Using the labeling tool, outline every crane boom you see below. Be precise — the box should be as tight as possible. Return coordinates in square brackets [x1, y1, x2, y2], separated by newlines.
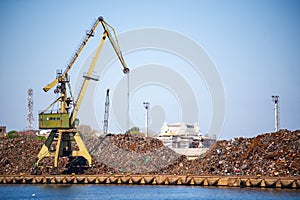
[69, 32, 106, 125]
[43, 17, 103, 92]
[70, 17, 129, 126]
[100, 19, 130, 74]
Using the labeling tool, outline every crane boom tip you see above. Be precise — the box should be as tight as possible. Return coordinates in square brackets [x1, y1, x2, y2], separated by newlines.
[123, 67, 130, 74]
[98, 16, 104, 21]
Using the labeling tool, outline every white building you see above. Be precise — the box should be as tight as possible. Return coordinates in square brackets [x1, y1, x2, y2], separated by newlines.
[157, 122, 202, 148]
[157, 122, 215, 159]
[158, 122, 201, 137]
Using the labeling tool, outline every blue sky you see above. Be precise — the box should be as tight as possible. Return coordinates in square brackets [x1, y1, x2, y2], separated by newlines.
[0, 0, 299, 139]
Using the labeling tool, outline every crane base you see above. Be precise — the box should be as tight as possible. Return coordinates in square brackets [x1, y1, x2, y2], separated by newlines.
[35, 129, 92, 170]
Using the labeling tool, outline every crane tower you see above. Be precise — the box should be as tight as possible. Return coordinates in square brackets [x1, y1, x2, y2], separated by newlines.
[103, 89, 110, 135]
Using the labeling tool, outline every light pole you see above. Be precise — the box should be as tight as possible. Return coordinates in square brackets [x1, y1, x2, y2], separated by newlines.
[143, 102, 150, 137]
[272, 95, 279, 132]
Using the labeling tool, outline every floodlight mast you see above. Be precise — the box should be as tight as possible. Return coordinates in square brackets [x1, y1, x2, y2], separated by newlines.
[143, 102, 150, 137]
[272, 95, 279, 132]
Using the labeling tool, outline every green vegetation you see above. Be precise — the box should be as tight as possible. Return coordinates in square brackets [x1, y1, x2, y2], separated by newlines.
[125, 127, 144, 136]
[35, 135, 46, 140]
[7, 130, 19, 138]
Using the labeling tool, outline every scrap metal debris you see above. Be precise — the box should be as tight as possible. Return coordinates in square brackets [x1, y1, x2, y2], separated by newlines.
[0, 129, 299, 177]
[83, 134, 183, 174]
[165, 129, 300, 177]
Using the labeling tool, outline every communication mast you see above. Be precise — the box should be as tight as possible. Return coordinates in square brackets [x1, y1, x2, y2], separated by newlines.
[27, 88, 34, 130]
[272, 95, 279, 132]
[103, 89, 110, 135]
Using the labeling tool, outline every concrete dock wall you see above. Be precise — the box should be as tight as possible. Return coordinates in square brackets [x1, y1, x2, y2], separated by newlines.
[0, 174, 299, 189]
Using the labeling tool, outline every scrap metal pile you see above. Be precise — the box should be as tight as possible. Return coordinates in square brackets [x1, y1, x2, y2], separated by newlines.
[0, 129, 299, 176]
[0, 138, 44, 174]
[164, 129, 300, 177]
[83, 134, 183, 174]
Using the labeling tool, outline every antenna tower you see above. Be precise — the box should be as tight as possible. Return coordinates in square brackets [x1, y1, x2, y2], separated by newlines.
[27, 88, 34, 130]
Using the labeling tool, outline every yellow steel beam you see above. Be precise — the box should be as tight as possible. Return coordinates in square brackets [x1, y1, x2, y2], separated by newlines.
[43, 17, 102, 93]
[72, 132, 92, 166]
[70, 32, 107, 126]
[54, 130, 63, 167]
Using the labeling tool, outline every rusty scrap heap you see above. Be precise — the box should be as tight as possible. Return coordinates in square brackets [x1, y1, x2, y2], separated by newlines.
[0, 138, 44, 174]
[84, 134, 183, 174]
[0, 129, 299, 176]
[166, 129, 299, 177]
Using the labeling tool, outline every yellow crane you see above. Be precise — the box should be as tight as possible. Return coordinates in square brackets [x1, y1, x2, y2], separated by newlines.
[35, 16, 129, 172]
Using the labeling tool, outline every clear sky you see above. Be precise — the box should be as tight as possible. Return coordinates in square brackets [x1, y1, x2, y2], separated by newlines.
[0, 0, 299, 139]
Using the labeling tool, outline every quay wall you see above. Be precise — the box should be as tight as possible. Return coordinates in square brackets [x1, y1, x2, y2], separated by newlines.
[0, 174, 299, 189]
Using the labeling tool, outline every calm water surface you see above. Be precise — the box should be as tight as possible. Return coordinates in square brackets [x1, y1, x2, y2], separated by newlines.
[0, 185, 299, 200]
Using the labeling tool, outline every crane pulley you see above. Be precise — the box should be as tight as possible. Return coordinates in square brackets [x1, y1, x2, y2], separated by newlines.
[35, 16, 129, 171]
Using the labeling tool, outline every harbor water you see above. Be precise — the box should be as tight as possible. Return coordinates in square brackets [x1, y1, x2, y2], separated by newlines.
[0, 185, 299, 200]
